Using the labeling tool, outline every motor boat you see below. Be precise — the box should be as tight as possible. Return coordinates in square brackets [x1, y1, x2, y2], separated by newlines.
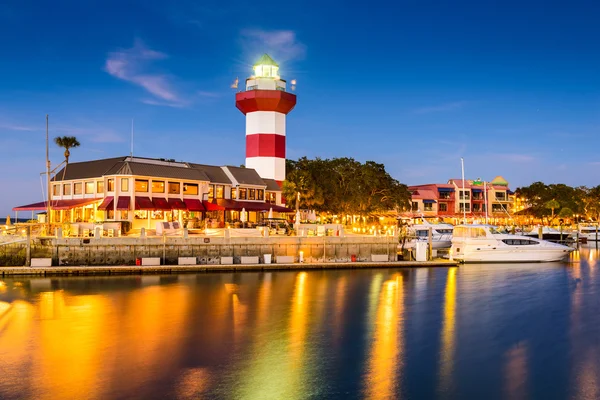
[451, 224, 573, 263]
[402, 220, 454, 250]
[578, 224, 600, 242]
[522, 225, 575, 244]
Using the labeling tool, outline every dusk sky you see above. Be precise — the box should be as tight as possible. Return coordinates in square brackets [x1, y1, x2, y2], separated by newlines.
[1, 0, 599, 215]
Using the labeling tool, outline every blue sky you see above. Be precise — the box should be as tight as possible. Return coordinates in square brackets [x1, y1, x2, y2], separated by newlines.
[1, 0, 599, 215]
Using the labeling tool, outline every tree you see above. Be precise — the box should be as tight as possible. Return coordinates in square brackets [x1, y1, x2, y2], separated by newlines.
[558, 207, 574, 219]
[544, 199, 560, 222]
[54, 136, 80, 163]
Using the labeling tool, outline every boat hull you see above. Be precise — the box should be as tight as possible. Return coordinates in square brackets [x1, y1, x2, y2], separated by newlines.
[452, 247, 572, 263]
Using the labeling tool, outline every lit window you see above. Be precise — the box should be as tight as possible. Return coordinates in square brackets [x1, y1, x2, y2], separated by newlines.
[183, 183, 198, 195]
[97, 181, 104, 194]
[249, 189, 256, 200]
[257, 189, 264, 201]
[238, 188, 247, 200]
[267, 192, 276, 204]
[121, 178, 129, 192]
[135, 179, 148, 192]
[231, 188, 237, 199]
[63, 184, 71, 195]
[74, 182, 83, 195]
[85, 181, 94, 194]
[216, 185, 224, 199]
[152, 181, 164, 193]
[168, 182, 180, 194]
[107, 179, 115, 192]
[208, 185, 214, 199]
[439, 203, 447, 212]
[53, 184, 60, 196]
[424, 203, 433, 211]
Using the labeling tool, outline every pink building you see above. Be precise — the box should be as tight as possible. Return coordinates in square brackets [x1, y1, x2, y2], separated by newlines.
[407, 176, 515, 224]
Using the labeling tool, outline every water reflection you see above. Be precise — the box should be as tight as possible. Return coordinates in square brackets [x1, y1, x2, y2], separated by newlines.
[438, 267, 457, 395]
[364, 274, 404, 399]
[1, 254, 600, 399]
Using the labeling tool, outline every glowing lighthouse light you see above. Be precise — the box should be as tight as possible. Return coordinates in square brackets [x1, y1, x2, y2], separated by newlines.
[236, 54, 297, 186]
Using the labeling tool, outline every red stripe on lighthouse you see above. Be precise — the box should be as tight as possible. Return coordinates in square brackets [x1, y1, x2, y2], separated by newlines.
[246, 134, 286, 158]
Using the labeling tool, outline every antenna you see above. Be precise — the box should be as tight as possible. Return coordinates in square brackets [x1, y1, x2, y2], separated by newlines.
[130, 118, 134, 158]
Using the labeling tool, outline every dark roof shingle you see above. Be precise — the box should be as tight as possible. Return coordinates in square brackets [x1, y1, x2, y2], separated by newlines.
[52, 157, 127, 181]
[225, 166, 266, 186]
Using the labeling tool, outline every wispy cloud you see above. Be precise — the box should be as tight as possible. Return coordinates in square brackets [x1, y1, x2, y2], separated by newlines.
[240, 29, 306, 63]
[0, 123, 37, 132]
[105, 40, 186, 107]
[412, 101, 469, 114]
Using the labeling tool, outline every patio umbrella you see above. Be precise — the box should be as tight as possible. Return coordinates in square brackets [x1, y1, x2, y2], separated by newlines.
[308, 210, 317, 222]
[295, 210, 301, 224]
[240, 208, 247, 223]
[5, 215, 11, 226]
[268, 207, 274, 219]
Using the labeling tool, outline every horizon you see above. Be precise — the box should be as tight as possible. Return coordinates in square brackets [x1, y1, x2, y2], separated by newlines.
[1, 0, 599, 215]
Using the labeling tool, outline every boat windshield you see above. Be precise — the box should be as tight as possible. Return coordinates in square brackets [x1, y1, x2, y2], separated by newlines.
[435, 229, 453, 234]
[453, 227, 488, 238]
[489, 226, 507, 234]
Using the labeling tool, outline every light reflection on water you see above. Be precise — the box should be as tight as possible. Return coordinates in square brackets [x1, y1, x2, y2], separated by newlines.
[1, 246, 600, 399]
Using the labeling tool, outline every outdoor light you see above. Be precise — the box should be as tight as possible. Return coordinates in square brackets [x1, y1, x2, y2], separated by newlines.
[299, 250, 304, 263]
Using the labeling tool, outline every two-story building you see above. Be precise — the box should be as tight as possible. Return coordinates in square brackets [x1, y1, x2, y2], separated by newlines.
[14, 156, 291, 231]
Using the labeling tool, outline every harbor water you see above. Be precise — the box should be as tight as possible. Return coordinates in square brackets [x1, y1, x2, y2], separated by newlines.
[0, 246, 599, 399]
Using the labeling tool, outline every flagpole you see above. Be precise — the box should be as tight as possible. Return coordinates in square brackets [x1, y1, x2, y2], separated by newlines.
[461, 157, 466, 224]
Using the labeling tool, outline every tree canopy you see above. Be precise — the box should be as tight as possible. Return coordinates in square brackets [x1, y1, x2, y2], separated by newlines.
[283, 157, 411, 215]
[515, 182, 599, 221]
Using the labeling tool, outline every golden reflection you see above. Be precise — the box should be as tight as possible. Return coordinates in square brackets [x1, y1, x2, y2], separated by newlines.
[364, 274, 403, 400]
[438, 267, 457, 394]
[232, 293, 248, 345]
[0, 280, 6, 293]
[176, 368, 212, 399]
[332, 276, 347, 344]
[34, 293, 110, 400]
[503, 342, 528, 399]
[289, 272, 308, 363]
[366, 273, 384, 333]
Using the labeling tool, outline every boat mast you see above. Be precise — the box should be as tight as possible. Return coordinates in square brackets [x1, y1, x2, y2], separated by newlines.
[484, 180, 488, 224]
[46, 114, 51, 233]
[461, 157, 466, 224]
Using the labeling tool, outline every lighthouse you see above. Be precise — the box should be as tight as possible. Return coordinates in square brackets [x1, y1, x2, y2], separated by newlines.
[235, 54, 297, 186]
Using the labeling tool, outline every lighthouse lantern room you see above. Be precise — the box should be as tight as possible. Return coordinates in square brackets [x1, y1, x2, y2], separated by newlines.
[235, 54, 297, 186]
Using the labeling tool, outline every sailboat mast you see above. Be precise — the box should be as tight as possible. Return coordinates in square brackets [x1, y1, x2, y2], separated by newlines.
[461, 157, 466, 224]
[46, 114, 51, 231]
[484, 180, 488, 224]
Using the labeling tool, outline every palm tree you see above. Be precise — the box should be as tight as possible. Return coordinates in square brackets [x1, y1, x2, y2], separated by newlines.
[544, 199, 560, 223]
[54, 136, 80, 163]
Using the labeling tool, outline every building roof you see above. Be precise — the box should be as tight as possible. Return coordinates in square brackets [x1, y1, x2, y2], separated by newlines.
[491, 175, 509, 186]
[52, 156, 127, 181]
[188, 163, 232, 185]
[263, 178, 281, 191]
[412, 189, 438, 200]
[409, 183, 454, 190]
[254, 53, 278, 67]
[224, 166, 267, 186]
[121, 162, 210, 181]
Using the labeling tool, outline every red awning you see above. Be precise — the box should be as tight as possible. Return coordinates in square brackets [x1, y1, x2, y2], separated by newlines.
[13, 201, 48, 211]
[52, 198, 102, 210]
[116, 197, 130, 211]
[152, 197, 171, 210]
[135, 196, 154, 210]
[203, 199, 227, 211]
[98, 196, 114, 211]
[183, 199, 205, 211]
[168, 198, 187, 210]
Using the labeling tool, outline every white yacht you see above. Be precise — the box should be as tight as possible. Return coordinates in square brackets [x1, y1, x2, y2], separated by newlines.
[403, 219, 454, 250]
[451, 224, 573, 263]
[578, 224, 600, 242]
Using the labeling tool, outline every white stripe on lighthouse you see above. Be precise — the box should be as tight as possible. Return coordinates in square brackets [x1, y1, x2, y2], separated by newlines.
[245, 111, 286, 136]
[246, 157, 286, 182]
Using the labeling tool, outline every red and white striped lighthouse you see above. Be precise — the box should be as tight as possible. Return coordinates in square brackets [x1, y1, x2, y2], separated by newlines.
[235, 54, 296, 186]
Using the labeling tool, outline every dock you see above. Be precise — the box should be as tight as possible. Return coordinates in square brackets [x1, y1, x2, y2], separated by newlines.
[0, 260, 457, 276]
